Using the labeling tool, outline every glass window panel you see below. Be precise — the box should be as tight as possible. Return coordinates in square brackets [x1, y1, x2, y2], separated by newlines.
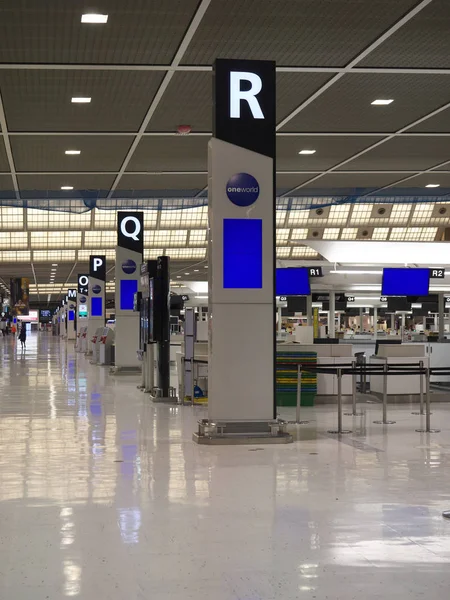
[164, 248, 206, 259]
[276, 229, 290, 244]
[323, 228, 340, 240]
[340, 228, 358, 240]
[372, 227, 390, 240]
[291, 246, 318, 258]
[160, 206, 207, 228]
[188, 230, 207, 245]
[0, 207, 24, 230]
[276, 247, 291, 258]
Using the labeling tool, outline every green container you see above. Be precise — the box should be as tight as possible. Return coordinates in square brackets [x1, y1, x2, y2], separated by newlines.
[276, 350, 317, 408]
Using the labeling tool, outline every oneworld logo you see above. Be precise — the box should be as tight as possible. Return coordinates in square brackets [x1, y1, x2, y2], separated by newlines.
[226, 173, 260, 207]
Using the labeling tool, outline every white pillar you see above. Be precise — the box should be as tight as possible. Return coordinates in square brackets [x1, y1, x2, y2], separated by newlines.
[390, 313, 395, 332]
[329, 291, 335, 338]
[439, 292, 445, 341]
[306, 294, 312, 326]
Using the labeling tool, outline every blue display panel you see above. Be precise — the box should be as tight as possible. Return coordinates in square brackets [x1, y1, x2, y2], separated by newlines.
[120, 279, 138, 310]
[276, 268, 311, 296]
[382, 268, 430, 296]
[68, 310, 75, 321]
[91, 297, 103, 317]
[223, 218, 262, 289]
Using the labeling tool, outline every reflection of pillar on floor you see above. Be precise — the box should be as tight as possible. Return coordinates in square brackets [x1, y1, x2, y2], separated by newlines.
[438, 293, 445, 342]
[306, 295, 312, 326]
[390, 313, 395, 332]
[373, 306, 378, 339]
[329, 291, 335, 338]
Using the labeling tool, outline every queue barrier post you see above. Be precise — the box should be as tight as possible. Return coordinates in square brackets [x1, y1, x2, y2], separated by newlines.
[287, 364, 309, 425]
[412, 360, 425, 416]
[374, 362, 396, 425]
[328, 368, 352, 435]
[416, 367, 440, 434]
[345, 360, 362, 416]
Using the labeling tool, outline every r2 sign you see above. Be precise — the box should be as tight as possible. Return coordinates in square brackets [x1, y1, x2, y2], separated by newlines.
[430, 268, 445, 279]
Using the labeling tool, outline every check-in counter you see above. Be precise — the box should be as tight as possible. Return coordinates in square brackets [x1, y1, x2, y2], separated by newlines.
[369, 344, 429, 396]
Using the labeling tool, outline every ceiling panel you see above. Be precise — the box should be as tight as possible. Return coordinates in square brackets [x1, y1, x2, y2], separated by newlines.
[0, 139, 9, 172]
[277, 136, 379, 171]
[337, 137, 450, 171]
[113, 173, 207, 198]
[290, 172, 410, 196]
[409, 107, 450, 134]
[181, 0, 418, 66]
[0, 0, 199, 64]
[383, 173, 450, 196]
[18, 174, 116, 198]
[126, 136, 208, 172]
[0, 70, 164, 132]
[361, 0, 450, 68]
[280, 73, 450, 133]
[0, 174, 15, 193]
[277, 173, 320, 195]
[11, 136, 133, 172]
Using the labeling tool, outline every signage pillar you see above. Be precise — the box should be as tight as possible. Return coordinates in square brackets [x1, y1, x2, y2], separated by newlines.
[87, 255, 106, 354]
[60, 300, 67, 338]
[66, 289, 77, 340]
[77, 274, 89, 333]
[329, 291, 335, 338]
[114, 212, 143, 371]
[195, 58, 290, 443]
[438, 292, 445, 342]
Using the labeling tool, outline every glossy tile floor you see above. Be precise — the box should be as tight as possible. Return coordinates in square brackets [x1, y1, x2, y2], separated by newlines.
[1, 333, 450, 599]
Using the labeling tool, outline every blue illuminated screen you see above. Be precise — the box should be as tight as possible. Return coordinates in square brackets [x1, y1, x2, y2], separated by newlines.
[68, 310, 75, 321]
[223, 218, 262, 289]
[276, 268, 311, 296]
[91, 297, 103, 317]
[120, 279, 138, 310]
[382, 268, 430, 296]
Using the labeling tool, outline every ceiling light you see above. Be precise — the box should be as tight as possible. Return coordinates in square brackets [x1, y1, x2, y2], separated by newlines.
[81, 14, 108, 24]
[194, 269, 199, 272]
[176, 276, 181, 278]
[298, 149, 316, 155]
[65, 150, 81, 155]
[61, 186, 73, 190]
[184, 272, 190, 275]
[426, 184, 440, 188]
[371, 99, 394, 105]
[204, 265, 208, 268]
[330, 269, 383, 275]
[71, 97, 91, 103]
[52, 264, 58, 266]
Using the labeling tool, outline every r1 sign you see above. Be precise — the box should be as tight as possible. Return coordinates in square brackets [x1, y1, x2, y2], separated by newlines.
[430, 268, 445, 279]
[308, 266, 323, 278]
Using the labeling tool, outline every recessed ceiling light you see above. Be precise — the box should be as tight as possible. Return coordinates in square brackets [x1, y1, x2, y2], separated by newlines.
[65, 150, 81, 155]
[185, 273, 190, 275]
[298, 149, 316, 155]
[176, 275, 181, 278]
[52, 264, 58, 266]
[426, 184, 440, 188]
[71, 97, 91, 103]
[194, 269, 199, 272]
[371, 99, 394, 105]
[61, 186, 73, 190]
[81, 14, 108, 24]
[204, 265, 208, 268]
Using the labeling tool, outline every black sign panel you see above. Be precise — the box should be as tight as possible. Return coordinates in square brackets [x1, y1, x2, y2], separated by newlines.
[213, 58, 276, 158]
[117, 211, 144, 253]
[308, 266, 323, 278]
[346, 296, 355, 302]
[67, 288, 77, 299]
[89, 255, 106, 281]
[430, 268, 445, 279]
[78, 274, 89, 295]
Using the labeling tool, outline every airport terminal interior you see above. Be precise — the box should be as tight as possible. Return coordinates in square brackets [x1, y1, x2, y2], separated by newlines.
[2, 1, 450, 598]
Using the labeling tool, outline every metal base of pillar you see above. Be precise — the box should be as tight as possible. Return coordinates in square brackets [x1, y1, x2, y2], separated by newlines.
[373, 420, 396, 424]
[193, 419, 293, 445]
[150, 387, 178, 404]
[412, 411, 431, 415]
[327, 429, 352, 434]
[344, 411, 363, 416]
[109, 366, 142, 375]
[415, 428, 441, 433]
[286, 420, 309, 425]
[443, 511, 450, 519]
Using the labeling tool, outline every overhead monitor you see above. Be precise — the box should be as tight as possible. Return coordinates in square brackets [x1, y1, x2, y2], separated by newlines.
[387, 297, 411, 312]
[382, 268, 430, 296]
[276, 268, 311, 296]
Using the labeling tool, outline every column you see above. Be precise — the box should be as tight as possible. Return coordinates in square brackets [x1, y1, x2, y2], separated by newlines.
[306, 294, 312, 326]
[329, 291, 335, 338]
[438, 292, 445, 342]
[66, 288, 77, 340]
[390, 313, 395, 332]
[373, 306, 378, 339]
[277, 306, 282, 335]
[114, 212, 144, 370]
[207, 58, 276, 423]
[76, 273, 89, 333]
[87, 255, 106, 354]
[359, 307, 363, 332]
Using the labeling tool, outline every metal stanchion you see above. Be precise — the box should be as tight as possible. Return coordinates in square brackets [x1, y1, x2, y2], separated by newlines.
[345, 360, 362, 416]
[190, 357, 195, 404]
[412, 360, 425, 415]
[328, 369, 352, 435]
[416, 368, 440, 433]
[443, 511, 450, 519]
[374, 363, 396, 425]
[287, 364, 309, 425]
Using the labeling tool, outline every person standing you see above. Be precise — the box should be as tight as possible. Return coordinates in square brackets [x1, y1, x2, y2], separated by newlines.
[19, 323, 26, 349]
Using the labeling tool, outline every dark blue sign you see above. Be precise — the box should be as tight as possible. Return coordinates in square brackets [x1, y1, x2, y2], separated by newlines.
[226, 173, 259, 207]
[79, 296, 87, 304]
[92, 284, 101, 295]
[122, 259, 137, 275]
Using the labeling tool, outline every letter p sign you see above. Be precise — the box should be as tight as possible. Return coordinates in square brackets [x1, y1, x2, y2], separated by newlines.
[89, 255, 106, 281]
